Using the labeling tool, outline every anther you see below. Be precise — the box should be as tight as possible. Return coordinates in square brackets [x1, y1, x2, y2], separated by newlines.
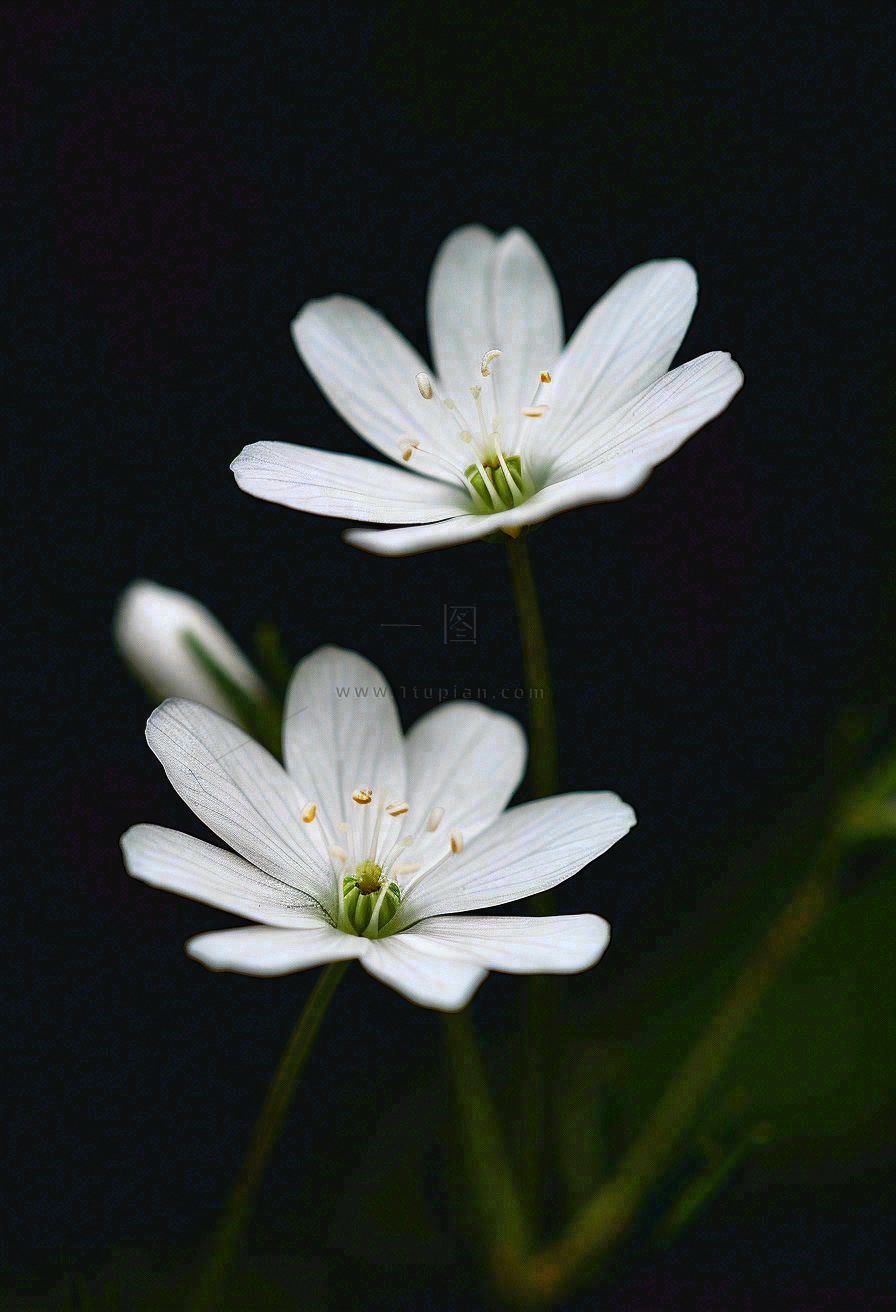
[459, 431, 473, 443]
[481, 349, 502, 377]
[521, 404, 549, 418]
[393, 862, 421, 876]
[386, 801, 409, 817]
[328, 845, 347, 864]
[426, 807, 444, 832]
[302, 803, 316, 823]
[352, 788, 373, 805]
[415, 372, 434, 400]
[443, 398, 455, 410]
[540, 371, 551, 384]
[396, 437, 419, 462]
[450, 829, 464, 854]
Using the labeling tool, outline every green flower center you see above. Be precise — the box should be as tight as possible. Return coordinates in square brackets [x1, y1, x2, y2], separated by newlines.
[465, 455, 526, 511]
[342, 870, 401, 936]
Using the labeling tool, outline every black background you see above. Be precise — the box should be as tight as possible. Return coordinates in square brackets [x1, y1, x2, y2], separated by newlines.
[4, 1, 894, 1307]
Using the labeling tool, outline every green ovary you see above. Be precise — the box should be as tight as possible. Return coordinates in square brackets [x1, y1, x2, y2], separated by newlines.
[343, 871, 401, 935]
[466, 455, 525, 510]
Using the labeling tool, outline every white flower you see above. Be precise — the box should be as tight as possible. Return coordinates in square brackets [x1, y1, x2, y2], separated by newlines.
[232, 225, 744, 555]
[114, 580, 266, 720]
[121, 647, 634, 1011]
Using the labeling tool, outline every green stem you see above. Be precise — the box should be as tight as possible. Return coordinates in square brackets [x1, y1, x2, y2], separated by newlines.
[443, 1009, 530, 1264]
[504, 537, 558, 800]
[186, 959, 350, 1312]
[504, 536, 560, 1238]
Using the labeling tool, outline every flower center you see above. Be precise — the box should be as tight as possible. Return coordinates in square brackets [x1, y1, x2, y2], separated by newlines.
[397, 350, 551, 517]
[302, 787, 463, 939]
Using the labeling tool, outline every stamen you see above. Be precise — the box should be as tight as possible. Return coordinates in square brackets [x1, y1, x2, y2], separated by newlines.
[450, 829, 464, 855]
[328, 845, 347, 864]
[415, 372, 434, 400]
[396, 437, 420, 462]
[426, 806, 444, 832]
[481, 349, 501, 376]
[381, 834, 413, 879]
[301, 803, 316, 823]
[521, 404, 549, 418]
[493, 434, 526, 508]
[404, 440, 484, 502]
[528, 372, 552, 407]
[386, 801, 409, 817]
[393, 861, 420, 876]
[352, 788, 372, 805]
[337, 821, 355, 869]
[367, 789, 390, 863]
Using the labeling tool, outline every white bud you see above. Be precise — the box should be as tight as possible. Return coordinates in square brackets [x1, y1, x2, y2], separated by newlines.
[113, 580, 266, 719]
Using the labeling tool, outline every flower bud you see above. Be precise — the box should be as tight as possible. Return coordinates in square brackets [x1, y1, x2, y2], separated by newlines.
[113, 580, 266, 720]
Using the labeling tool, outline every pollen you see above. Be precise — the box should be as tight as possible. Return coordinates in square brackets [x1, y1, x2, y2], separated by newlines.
[386, 801, 409, 816]
[302, 803, 316, 823]
[352, 788, 373, 805]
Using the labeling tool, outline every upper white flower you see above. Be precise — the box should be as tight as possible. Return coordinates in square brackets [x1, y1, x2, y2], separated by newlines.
[121, 646, 634, 1010]
[231, 225, 744, 555]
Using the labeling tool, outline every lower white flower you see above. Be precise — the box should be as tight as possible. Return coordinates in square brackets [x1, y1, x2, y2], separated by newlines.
[231, 224, 744, 555]
[121, 647, 635, 1011]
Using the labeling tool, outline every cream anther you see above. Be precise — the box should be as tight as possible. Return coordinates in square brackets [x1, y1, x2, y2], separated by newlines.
[328, 845, 347, 864]
[352, 788, 372, 805]
[450, 829, 464, 854]
[386, 801, 409, 817]
[459, 430, 473, 443]
[415, 372, 434, 400]
[426, 807, 444, 832]
[521, 404, 549, 418]
[301, 803, 316, 823]
[443, 398, 455, 410]
[393, 861, 420, 876]
[481, 349, 502, 376]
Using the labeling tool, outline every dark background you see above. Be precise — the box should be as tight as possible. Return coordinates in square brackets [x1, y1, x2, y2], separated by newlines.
[4, 2, 894, 1307]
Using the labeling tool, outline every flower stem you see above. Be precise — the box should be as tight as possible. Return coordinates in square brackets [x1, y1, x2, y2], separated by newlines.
[504, 535, 561, 1238]
[504, 537, 558, 800]
[186, 959, 350, 1312]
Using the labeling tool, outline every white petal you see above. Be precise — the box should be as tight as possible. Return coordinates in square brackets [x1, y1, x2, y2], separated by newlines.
[231, 442, 466, 522]
[145, 698, 332, 907]
[113, 580, 266, 718]
[549, 351, 744, 483]
[548, 260, 698, 448]
[290, 295, 459, 478]
[121, 824, 329, 927]
[427, 225, 563, 427]
[186, 924, 366, 976]
[427, 224, 499, 403]
[396, 792, 635, 926]
[405, 912, 610, 974]
[361, 934, 486, 1010]
[343, 511, 501, 556]
[488, 228, 565, 423]
[404, 702, 526, 866]
[282, 647, 406, 854]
